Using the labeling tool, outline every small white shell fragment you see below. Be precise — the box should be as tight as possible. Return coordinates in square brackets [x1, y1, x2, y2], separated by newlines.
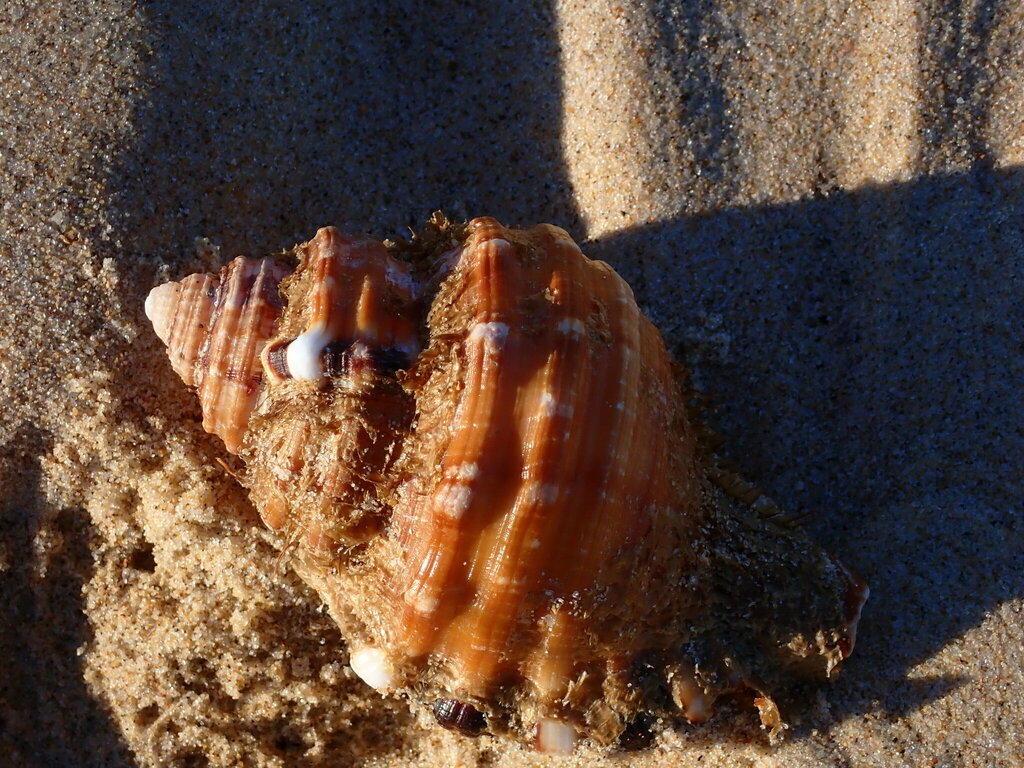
[349, 646, 397, 691]
[671, 666, 710, 723]
[536, 718, 577, 754]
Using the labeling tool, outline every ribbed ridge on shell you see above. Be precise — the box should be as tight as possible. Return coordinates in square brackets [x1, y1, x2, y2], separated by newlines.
[391, 218, 697, 700]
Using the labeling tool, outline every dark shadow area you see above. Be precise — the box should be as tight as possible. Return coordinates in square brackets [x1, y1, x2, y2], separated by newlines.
[586, 162, 1024, 724]
[917, 0, 1011, 170]
[0, 424, 136, 768]
[648, 0, 742, 189]
[106, 0, 579, 261]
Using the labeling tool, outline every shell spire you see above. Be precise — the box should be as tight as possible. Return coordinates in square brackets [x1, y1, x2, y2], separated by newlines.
[145, 255, 290, 453]
[147, 216, 868, 752]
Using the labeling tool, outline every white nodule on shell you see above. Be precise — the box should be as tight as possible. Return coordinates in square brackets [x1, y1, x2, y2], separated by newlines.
[536, 718, 577, 754]
[485, 237, 512, 251]
[555, 317, 586, 336]
[525, 482, 559, 506]
[349, 646, 397, 691]
[385, 258, 418, 297]
[539, 390, 557, 416]
[447, 462, 479, 482]
[468, 321, 509, 352]
[145, 283, 179, 344]
[440, 482, 473, 520]
[404, 586, 440, 615]
[286, 325, 330, 380]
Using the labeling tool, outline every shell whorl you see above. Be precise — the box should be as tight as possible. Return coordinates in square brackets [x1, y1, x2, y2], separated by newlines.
[243, 227, 420, 546]
[260, 226, 420, 384]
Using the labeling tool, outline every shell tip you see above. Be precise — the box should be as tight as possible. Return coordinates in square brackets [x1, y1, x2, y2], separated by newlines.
[145, 282, 179, 344]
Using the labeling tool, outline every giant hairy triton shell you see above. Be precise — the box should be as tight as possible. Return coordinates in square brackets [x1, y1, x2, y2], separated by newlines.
[146, 215, 868, 752]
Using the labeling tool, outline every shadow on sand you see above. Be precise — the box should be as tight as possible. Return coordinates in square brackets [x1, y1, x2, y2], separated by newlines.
[0, 425, 137, 767]
[108, 0, 580, 261]
[586, 162, 1024, 727]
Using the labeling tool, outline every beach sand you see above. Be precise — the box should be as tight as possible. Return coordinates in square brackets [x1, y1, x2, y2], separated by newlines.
[1, 1, 1022, 765]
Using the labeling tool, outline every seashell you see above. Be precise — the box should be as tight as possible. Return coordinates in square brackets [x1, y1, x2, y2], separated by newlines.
[146, 215, 868, 753]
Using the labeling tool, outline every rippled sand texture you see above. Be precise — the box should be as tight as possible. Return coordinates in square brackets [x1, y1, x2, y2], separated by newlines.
[1, 1, 1022, 766]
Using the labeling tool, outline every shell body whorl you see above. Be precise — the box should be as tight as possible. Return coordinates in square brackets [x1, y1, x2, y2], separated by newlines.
[147, 216, 867, 751]
[387, 219, 702, 706]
